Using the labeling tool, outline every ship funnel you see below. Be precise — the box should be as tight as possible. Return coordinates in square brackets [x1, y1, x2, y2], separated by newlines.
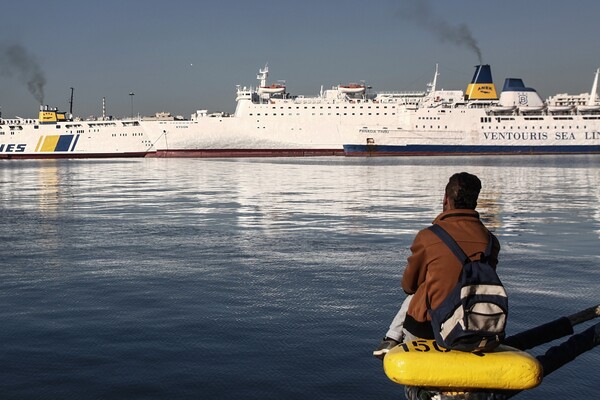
[465, 64, 498, 100]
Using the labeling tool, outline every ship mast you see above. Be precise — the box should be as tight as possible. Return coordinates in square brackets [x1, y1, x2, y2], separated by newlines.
[426, 64, 439, 101]
[588, 68, 599, 106]
[257, 64, 269, 88]
[69, 87, 74, 119]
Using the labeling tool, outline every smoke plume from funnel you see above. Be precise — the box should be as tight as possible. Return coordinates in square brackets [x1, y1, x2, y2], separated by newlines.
[398, 0, 483, 64]
[0, 44, 46, 104]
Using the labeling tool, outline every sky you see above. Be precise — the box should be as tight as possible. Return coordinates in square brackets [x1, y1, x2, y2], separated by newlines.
[1, 0, 599, 119]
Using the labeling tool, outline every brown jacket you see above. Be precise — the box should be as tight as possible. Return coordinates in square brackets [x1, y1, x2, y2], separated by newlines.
[401, 209, 500, 339]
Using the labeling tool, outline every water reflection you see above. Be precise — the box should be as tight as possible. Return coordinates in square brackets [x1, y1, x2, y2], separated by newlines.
[1, 155, 599, 400]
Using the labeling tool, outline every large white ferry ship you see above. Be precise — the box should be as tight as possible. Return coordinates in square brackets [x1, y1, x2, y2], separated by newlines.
[144, 64, 406, 157]
[0, 105, 154, 159]
[343, 65, 600, 156]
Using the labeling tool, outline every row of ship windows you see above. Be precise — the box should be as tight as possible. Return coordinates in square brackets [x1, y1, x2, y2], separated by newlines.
[481, 117, 600, 123]
[252, 113, 396, 117]
[414, 125, 590, 130]
[482, 126, 587, 130]
[0, 131, 144, 136]
[111, 133, 145, 137]
[254, 105, 396, 110]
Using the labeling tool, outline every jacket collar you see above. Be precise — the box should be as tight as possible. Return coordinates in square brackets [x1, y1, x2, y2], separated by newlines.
[432, 208, 480, 224]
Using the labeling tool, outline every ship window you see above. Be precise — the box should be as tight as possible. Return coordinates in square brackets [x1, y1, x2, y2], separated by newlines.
[56, 125, 61, 128]
[34, 126, 39, 129]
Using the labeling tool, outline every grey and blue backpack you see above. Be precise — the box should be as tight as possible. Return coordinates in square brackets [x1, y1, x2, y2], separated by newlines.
[427, 224, 508, 352]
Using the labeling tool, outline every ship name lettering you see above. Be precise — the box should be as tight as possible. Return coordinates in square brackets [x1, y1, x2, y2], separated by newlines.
[359, 129, 388, 134]
[585, 131, 600, 140]
[483, 132, 548, 141]
[0, 143, 26, 152]
[555, 132, 575, 140]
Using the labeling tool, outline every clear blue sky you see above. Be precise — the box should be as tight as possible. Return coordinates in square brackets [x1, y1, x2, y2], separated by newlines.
[1, 0, 599, 119]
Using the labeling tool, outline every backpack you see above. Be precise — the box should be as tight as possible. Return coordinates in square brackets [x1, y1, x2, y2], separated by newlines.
[426, 224, 508, 352]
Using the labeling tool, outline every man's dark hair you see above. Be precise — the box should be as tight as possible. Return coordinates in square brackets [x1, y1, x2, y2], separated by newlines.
[445, 172, 481, 209]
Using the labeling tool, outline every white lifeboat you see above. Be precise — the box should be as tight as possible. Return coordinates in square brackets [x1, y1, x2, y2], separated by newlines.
[518, 105, 546, 113]
[489, 105, 516, 113]
[258, 84, 286, 95]
[339, 83, 366, 94]
[547, 105, 574, 112]
[576, 104, 600, 113]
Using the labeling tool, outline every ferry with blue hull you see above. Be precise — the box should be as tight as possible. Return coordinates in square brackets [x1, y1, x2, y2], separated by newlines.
[343, 65, 600, 156]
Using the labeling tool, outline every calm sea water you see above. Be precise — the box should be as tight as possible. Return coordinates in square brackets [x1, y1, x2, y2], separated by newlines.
[1, 156, 599, 400]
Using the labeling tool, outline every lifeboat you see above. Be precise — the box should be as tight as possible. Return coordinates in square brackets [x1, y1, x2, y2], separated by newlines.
[576, 104, 600, 113]
[547, 105, 574, 113]
[339, 83, 366, 94]
[258, 84, 286, 95]
[488, 105, 516, 113]
[518, 105, 546, 113]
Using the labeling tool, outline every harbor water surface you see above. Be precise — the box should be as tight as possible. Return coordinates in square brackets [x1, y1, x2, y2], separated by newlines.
[1, 156, 599, 399]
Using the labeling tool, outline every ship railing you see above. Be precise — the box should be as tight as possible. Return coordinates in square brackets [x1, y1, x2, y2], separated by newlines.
[377, 90, 427, 96]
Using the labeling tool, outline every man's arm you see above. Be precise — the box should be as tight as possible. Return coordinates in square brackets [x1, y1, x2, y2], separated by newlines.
[401, 231, 428, 294]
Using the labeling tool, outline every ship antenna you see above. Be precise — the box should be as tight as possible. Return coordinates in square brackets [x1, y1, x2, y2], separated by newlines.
[588, 68, 599, 106]
[429, 64, 439, 96]
[257, 63, 269, 88]
[69, 87, 74, 119]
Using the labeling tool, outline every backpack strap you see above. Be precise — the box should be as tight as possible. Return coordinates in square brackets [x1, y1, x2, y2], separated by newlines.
[428, 224, 494, 263]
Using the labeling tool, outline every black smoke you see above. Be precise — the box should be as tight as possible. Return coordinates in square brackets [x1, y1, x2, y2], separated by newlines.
[398, 0, 483, 64]
[0, 44, 46, 104]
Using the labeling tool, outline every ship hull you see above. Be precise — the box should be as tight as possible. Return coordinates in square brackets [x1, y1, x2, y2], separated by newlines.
[0, 151, 150, 160]
[150, 148, 343, 158]
[344, 144, 600, 156]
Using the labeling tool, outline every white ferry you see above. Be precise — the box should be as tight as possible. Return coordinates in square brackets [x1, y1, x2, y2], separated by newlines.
[143, 64, 409, 157]
[343, 65, 600, 156]
[0, 105, 154, 159]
